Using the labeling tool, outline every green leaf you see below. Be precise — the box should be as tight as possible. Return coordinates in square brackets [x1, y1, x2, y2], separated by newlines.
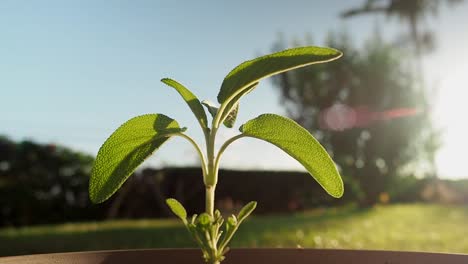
[240, 114, 344, 198]
[222, 104, 238, 128]
[217, 46, 342, 105]
[89, 114, 185, 203]
[237, 201, 257, 223]
[166, 198, 187, 221]
[161, 78, 208, 130]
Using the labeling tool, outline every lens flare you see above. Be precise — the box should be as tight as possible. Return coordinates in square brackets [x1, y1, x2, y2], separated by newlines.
[320, 104, 421, 131]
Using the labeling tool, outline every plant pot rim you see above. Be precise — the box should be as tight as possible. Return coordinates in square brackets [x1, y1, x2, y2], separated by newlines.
[1, 248, 468, 264]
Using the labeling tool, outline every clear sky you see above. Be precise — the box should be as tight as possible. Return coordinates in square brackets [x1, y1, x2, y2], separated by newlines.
[1, 1, 467, 178]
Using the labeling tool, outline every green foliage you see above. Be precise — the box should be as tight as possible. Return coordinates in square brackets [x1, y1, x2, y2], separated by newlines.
[0, 136, 97, 227]
[90, 114, 185, 204]
[216, 47, 341, 128]
[161, 78, 208, 130]
[219, 82, 258, 128]
[217, 47, 342, 104]
[164, 200, 258, 262]
[6, 205, 468, 256]
[166, 198, 187, 222]
[222, 104, 239, 128]
[272, 32, 437, 206]
[188, 211, 226, 262]
[237, 201, 257, 223]
[89, 46, 343, 263]
[240, 114, 343, 198]
[201, 100, 219, 118]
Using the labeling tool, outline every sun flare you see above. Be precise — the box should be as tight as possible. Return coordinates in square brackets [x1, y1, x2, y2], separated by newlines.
[433, 65, 468, 179]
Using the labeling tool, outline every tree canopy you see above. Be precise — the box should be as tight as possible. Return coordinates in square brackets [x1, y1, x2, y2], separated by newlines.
[272, 31, 438, 206]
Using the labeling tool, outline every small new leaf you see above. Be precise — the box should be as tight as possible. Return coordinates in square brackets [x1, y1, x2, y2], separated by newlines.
[197, 213, 212, 227]
[227, 215, 237, 227]
[237, 201, 257, 223]
[240, 114, 344, 198]
[166, 198, 187, 221]
[201, 100, 219, 118]
[218, 82, 258, 128]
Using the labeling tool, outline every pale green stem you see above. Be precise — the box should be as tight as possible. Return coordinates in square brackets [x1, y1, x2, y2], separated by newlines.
[205, 185, 215, 217]
[203, 109, 246, 264]
[174, 125, 223, 264]
[213, 103, 228, 129]
[204, 126, 218, 217]
[175, 133, 208, 177]
[214, 134, 245, 173]
[219, 225, 239, 253]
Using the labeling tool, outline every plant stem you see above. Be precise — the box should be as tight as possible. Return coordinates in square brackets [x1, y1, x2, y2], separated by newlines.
[205, 185, 215, 217]
[214, 134, 245, 172]
[205, 111, 233, 264]
[203, 122, 220, 264]
[176, 133, 208, 176]
[204, 125, 218, 216]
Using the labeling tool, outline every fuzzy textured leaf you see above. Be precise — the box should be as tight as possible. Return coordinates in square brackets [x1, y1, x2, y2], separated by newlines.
[217, 46, 342, 104]
[161, 78, 208, 129]
[166, 198, 187, 221]
[222, 104, 238, 128]
[89, 114, 184, 203]
[240, 114, 344, 198]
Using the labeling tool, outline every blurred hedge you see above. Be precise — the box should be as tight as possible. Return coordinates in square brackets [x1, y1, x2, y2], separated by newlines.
[0, 136, 106, 227]
[2, 136, 466, 227]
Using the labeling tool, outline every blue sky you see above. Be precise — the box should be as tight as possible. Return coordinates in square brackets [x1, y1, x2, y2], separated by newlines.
[1, 1, 467, 178]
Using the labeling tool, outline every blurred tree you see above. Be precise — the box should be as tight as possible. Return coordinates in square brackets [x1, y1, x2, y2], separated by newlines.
[0, 136, 103, 226]
[341, 0, 463, 187]
[342, 0, 463, 58]
[272, 30, 438, 206]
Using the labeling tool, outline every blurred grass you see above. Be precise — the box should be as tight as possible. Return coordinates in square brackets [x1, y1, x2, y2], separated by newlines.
[1, 204, 468, 257]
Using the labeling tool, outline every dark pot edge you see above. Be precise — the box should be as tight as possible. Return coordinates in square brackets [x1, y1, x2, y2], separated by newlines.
[1, 248, 468, 264]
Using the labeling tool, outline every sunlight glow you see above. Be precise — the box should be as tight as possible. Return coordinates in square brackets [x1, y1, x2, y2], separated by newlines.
[433, 64, 468, 179]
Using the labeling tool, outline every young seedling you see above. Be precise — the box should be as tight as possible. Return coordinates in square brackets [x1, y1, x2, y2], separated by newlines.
[89, 47, 344, 264]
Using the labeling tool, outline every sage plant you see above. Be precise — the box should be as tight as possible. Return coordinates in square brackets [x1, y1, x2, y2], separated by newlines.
[89, 46, 344, 264]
